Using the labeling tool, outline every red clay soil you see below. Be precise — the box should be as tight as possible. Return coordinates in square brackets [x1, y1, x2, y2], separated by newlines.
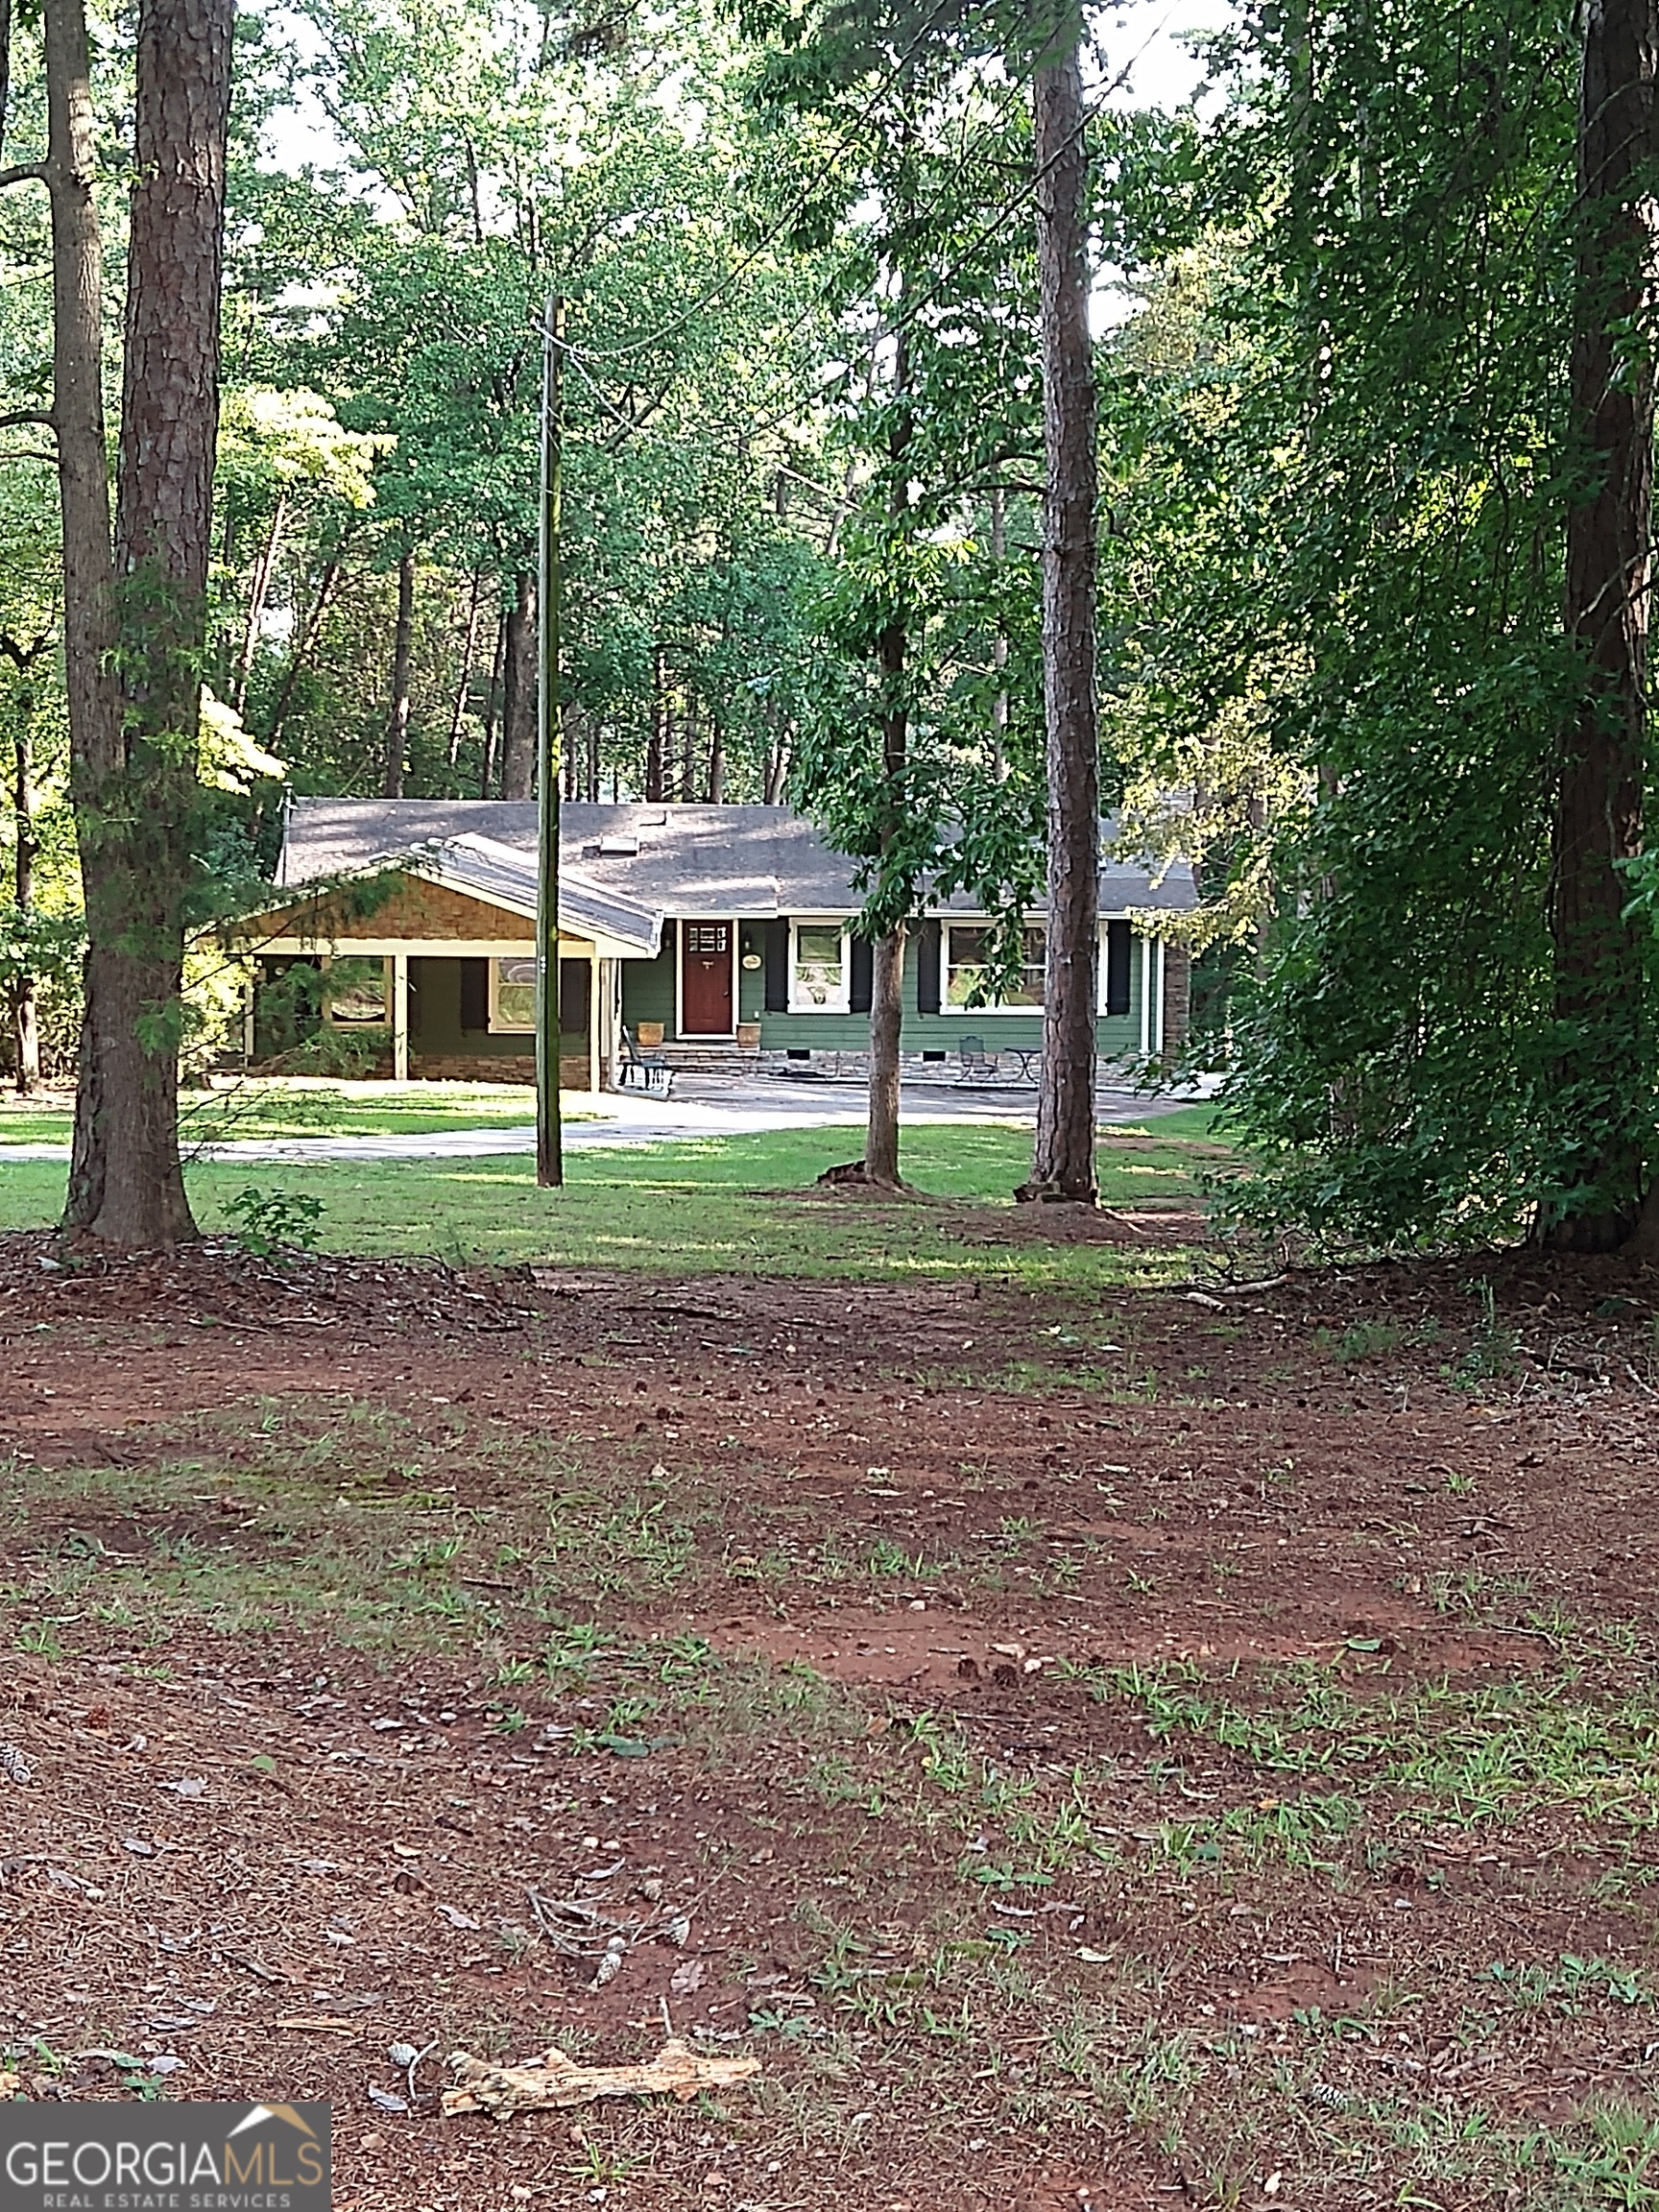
[4, 1231, 1659, 2209]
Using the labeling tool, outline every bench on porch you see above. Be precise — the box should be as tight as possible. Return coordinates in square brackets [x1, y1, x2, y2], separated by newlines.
[616, 1026, 673, 1097]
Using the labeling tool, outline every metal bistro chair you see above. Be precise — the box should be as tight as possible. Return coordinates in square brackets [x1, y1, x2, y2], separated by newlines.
[954, 1033, 1002, 1085]
[617, 1026, 673, 1097]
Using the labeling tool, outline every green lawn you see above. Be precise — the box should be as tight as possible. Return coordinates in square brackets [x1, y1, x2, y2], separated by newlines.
[0, 1118, 1225, 1285]
[0, 1079, 563, 1146]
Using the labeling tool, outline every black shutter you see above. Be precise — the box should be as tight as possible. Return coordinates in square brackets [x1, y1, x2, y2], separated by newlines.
[559, 958, 590, 1036]
[460, 957, 488, 1031]
[917, 919, 942, 1014]
[849, 932, 874, 1013]
[1105, 920, 1132, 1018]
[764, 918, 789, 1012]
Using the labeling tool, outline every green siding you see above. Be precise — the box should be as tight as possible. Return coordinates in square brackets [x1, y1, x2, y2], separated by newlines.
[622, 936, 679, 1035]
[619, 925, 1149, 1052]
[412, 956, 585, 1061]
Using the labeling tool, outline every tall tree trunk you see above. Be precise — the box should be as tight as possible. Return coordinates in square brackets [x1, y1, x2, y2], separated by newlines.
[446, 565, 483, 769]
[12, 716, 38, 1093]
[707, 711, 725, 803]
[498, 567, 536, 800]
[562, 699, 581, 800]
[587, 707, 599, 801]
[265, 547, 340, 748]
[763, 705, 790, 805]
[232, 490, 286, 711]
[990, 485, 1009, 779]
[480, 604, 505, 797]
[383, 546, 414, 798]
[863, 333, 913, 1192]
[1547, 0, 1657, 1253]
[645, 646, 664, 801]
[64, 0, 231, 1245]
[681, 692, 698, 802]
[1021, 27, 1100, 1206]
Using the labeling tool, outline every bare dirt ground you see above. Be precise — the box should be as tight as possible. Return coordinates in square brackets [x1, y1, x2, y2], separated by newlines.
[5, 1230, 1659, 2210]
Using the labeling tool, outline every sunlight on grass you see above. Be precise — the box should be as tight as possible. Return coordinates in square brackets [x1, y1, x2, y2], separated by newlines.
[0, 1120, 1217, 1284]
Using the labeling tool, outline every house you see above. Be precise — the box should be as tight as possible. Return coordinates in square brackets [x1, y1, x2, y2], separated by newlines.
[229, 799, 1197, 1087]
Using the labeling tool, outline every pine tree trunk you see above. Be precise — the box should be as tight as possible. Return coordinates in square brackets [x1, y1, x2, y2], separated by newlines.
[990, 485, 1009, 779]
[233, 492, 286, 711]
[266, 548, 340, 748]
[62, 0, 231, 1246]
[12, 720, 38, 1092]
[861, 330, 913, 1193]
[1021, 28, 1100, 1207]
[479, 604, 505, 797]
[707, 713, 724, 803]
[498, 568, 536, 800]
[446, 565, 482, 768]
[645, 647, 664, 801]
[1545, 0, 1657, 1252]
[383, 547, 414, 798]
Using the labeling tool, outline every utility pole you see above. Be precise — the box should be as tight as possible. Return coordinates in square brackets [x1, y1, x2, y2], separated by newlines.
[536, 296, 565, 1188]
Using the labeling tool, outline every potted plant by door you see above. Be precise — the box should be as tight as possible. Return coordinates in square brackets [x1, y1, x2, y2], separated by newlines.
[637, 1021, 665, 1048]
[735, 1021, 761, 1050]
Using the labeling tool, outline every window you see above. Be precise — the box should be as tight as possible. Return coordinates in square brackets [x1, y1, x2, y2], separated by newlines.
[685, 923, 730, 956]
[324, 957, 390, 1027]
[790, 921, 850, 1012]
[946, 926, 1046, 1012]
[489, 955, 538, 1033]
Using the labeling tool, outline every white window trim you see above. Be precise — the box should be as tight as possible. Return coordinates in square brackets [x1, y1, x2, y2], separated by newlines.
[788, 919, 853, 1014]
[942, 922, 1046, 1016]
[489, 953, 538, 1035]
[675, 917, 737, 1039]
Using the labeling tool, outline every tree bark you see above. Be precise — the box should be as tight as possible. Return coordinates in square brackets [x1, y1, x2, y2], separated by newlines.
[45, 0, 163, 1241]
[11, 716, 38, 1092]
[62, 0, 231, 1247]
[446, 565, 483, 769]
[265, 548, 340, 748]
[1021, 28, 1100, 1206]
[1546, 0, 1657, 1252]
[498, 567, 536, 799]
[383, 545, 414, 798]
[707, 711, 725, 803]
[645, 646, 664, 801]
[232, 490, 285, 711]
[858, 323, 914, 1193]
[479, 603, 505, 796]
[990, 485, 1009, 779]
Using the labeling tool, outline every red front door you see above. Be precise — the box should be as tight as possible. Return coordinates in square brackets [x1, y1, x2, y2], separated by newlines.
[681, 921, 733, 1035]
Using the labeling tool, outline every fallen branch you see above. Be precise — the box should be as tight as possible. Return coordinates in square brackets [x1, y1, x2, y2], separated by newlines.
[442, 2036, 759, 2119]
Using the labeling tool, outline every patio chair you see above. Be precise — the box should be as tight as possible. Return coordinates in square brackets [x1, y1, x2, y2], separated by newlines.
[616, 1026, 673, 1097]
[954, 1033, 1002, 1084]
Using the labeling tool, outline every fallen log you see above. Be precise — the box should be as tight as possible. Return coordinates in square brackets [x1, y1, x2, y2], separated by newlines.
[442, 2036, 760, 2120]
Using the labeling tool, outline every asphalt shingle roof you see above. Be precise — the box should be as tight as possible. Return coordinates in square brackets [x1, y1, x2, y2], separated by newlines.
[276, 798, 1198, 917]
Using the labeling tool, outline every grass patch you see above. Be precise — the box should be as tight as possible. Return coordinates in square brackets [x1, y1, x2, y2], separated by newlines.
[0, 1121, 1217, 1282]
[0, 1079, 581, 1147]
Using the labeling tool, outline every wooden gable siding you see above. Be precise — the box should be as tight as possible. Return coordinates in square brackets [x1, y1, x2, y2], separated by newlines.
[248, 873, 533, 946]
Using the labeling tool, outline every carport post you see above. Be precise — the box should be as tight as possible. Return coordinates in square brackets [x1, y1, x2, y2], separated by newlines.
[392, 952, 409, 1082]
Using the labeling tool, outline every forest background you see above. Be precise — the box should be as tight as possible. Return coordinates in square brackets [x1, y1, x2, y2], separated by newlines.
[4, 0, 1659, 1259]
